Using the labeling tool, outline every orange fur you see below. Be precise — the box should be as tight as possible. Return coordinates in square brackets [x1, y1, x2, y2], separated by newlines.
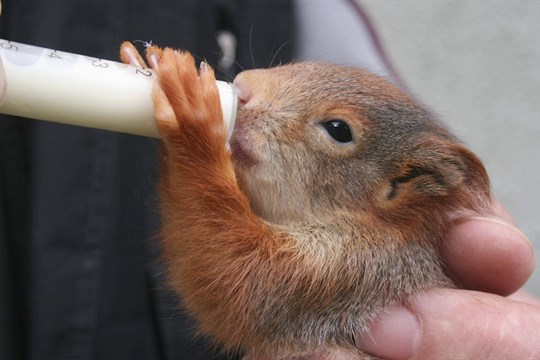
[120, 43, 492, 359]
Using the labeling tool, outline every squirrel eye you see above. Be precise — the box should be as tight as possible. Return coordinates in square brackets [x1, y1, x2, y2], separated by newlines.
[322, 120, 353, 143]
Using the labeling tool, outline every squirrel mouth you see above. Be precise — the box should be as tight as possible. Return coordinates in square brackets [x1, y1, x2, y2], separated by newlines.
[229, 108, 260, 168]
[230, 136, 258, 168]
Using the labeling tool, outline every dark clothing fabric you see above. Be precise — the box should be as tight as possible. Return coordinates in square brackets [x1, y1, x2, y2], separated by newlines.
[0, 1, 295, 359]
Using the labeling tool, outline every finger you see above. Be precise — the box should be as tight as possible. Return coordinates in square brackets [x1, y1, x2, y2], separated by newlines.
[199, 61, 223, 123]
[442, 215, 535, 295]
[490, 199, 517, 223]
[175, 51, 199, 92]
[509, 289, 540, 307]
[358, 289, 540, 360]
[145, 45, 163, 71]
[119, 41, 147, 68]
[156, 49, 190, 122]
[152, 82, 179, 136]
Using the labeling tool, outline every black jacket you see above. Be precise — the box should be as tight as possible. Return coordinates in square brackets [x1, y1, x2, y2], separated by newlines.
[0, 1, 295, 359]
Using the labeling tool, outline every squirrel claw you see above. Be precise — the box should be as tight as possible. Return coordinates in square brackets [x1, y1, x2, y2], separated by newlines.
[119, 41, 146, 69]
[119, 41, 163, 72]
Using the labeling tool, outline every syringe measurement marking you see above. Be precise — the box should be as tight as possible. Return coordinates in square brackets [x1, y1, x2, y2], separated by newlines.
[48, 50, 61, 60]
[135, 68, 152, 77]
[1, 41, 18, 51]
[91, 59, 109, 68]
[1, 40, 153, 77]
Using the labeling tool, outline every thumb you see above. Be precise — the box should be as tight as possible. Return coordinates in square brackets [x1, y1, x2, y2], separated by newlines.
[358, 289, 540, 359]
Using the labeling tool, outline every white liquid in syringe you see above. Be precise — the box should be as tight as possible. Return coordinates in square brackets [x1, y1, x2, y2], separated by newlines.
[0, 39, 237, 139]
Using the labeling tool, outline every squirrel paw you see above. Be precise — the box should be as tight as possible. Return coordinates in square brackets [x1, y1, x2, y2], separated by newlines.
[152, 49, 224, 145]
[120, 42, 225, 149]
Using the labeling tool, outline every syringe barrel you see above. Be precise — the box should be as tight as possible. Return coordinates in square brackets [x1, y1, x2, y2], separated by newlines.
[0, 39, 237, 139]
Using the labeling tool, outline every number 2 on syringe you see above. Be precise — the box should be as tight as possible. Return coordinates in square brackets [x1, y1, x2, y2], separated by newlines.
[135, 68, 152, 77]
[48, 51, 61, 60]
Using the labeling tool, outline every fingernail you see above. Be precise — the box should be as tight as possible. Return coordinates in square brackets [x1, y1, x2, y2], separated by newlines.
[466, 216, 532, 249]
[200, 61, 208, 72]
[358, 306, 419, 360]
[149, 52, 160, 70]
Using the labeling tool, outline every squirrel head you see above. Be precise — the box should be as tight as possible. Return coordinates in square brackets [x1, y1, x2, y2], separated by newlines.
[231, 62, 491, 232]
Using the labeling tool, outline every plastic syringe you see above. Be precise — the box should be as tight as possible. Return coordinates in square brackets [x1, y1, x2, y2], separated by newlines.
[0, 39, 237, 139]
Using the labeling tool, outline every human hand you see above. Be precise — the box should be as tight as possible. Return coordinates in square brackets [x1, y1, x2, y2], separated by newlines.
[358, 200, 537, 359]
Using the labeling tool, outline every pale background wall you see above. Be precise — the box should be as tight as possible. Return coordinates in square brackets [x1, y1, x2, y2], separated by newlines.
[295, 0, 540, 295]
[360, 1, 540, 295]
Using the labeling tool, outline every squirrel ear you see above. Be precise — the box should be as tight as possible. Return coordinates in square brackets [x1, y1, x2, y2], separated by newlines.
[387, 137, 490, 204]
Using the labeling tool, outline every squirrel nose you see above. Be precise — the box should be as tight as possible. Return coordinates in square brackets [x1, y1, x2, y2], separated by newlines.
[232, 72, 253, 107]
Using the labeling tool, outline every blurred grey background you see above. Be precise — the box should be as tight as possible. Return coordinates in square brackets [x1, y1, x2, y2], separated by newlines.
[296, 0, 540, 295]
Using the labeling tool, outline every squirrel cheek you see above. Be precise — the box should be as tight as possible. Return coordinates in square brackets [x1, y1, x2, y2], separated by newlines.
[230, 140, 258, 168]
[230, 121, 261, 168]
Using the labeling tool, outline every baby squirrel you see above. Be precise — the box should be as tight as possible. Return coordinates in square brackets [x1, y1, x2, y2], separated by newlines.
[120, 42, 491, 360]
